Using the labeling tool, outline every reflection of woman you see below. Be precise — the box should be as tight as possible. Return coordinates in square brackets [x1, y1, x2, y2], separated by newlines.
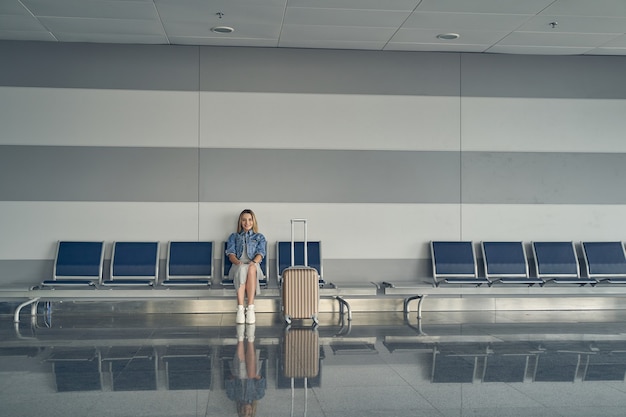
[225, 209, 267, 324]
[226, 324, 266, 417]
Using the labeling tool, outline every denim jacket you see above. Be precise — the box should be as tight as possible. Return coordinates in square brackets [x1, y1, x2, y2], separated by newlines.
[225, 231, 267, 260]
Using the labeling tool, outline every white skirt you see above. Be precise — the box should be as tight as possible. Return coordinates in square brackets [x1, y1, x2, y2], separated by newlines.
[229, 250, 264, 295]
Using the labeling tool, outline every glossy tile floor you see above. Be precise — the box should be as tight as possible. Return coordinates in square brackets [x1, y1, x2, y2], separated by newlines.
[3, 309, 626, 417]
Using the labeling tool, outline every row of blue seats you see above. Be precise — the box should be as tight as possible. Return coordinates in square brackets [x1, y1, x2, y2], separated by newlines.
[432, 241, 626, 287]
[42, 240, 323, 288]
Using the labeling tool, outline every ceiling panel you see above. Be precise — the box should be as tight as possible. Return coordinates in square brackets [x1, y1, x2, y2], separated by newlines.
[391, 28, 511, 46]
[171, 35, 278, 47]
[386, 42, 489, 53]
[541, 0, 626, 18]
[402, 12, 533, 31]
[38, 17, 166, 36]
[0, 30, 56, 41]
[280, 25, 398, 43]
[487, 45, 596, 55]
[56, 32, 168, 44]
[22, 0, 159, 20]
[415, 0, 555, 15]
[285, 8, 411, 27]
[599, 34, 626, 47]
[497, 31, 620, 48]
[0, 2, 32, 14]
[0, 14, 48, 31]
[518, 15, 626, 34]
[287, 0, 420, 11]
[1, 0, 626, 56]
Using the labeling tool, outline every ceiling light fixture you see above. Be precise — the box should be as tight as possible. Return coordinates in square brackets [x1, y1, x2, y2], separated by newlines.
[436, 33, 460, 40]
[211, 26, 234, 34]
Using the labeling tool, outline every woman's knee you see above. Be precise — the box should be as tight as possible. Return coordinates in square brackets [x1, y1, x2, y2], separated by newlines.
[247, 266, 257, 279]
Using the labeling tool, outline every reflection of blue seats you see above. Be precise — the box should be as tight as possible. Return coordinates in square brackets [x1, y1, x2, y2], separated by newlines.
[103, 346, 156, 391]
[581, 241, 626, 284]
[163, 241, 213, 287]
[222, 242, 268, 288]
[102, 242, 159, 286]
[481, 241, 543, 286]
[431, 241, 488, 286]
[431, 344, 485, 383]
[276, 241, 323, 286]
[533, 352, 580, 382]
[583, 352, 626, 381]
[41, 241, 105, 287]
[532, 241, 596, 285]
[48, 348, 101, 392]
[483, 354, 529, 383]
[164, 346, 212, 390]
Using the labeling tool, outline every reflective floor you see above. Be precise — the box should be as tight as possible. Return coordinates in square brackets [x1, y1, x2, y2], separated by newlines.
[3, 310, 626, 417]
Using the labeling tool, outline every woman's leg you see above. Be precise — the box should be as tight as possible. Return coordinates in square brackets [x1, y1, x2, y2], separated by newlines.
[245, 265, 257, 305]
[245, 341, 257, 378]
[236, 340, 245, 361]
[237, 284, 245, 306]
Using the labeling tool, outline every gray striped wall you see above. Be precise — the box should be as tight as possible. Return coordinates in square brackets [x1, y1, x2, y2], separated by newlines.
[2, 40, 626, 287]
[3, 147, 626, 204]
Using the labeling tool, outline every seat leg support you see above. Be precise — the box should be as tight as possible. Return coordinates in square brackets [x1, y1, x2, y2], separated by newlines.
[14, 297, 40, 323]
[335, 296, 352, 321]
[404, 295, 426, 319]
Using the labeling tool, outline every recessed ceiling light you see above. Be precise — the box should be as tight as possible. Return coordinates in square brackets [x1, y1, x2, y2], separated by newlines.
[211, 26, 234, 34]
[436, 33, 460, 40]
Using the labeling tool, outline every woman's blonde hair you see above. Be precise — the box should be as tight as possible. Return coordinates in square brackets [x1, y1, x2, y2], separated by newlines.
[236, 400, 257, 417]
[237, 209, 258, 233]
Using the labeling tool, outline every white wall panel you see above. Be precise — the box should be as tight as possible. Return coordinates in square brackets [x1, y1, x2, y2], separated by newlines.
[462, 204, 626, 241]
[0, 202, 200, 260]
[200, 92, 460, 151]
[200, 202, 460, 260]
[0, 87, 199, 147]
[462, 97, 626, 153]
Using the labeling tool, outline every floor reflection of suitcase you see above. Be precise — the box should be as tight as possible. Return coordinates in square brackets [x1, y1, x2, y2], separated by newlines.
[283, 328, 319, 379]
[282, 219, 319, 325]
[283, 327, 319, 417]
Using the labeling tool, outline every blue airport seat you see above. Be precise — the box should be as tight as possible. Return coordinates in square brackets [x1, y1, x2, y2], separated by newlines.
[276, 241, 323, 287]
[581, 241, 626, 284]
[532, 241, 596, 286]
[41, 241, 105, 287]
[162, 241, 213, 287]
[481, 241, 543, 286]
[431, 241, 488, 286]
[102, 241, 159, 286]
[222, 242, 268, 288]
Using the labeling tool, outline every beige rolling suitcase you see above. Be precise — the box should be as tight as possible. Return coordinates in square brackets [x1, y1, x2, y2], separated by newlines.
[282, 219, 319, 325]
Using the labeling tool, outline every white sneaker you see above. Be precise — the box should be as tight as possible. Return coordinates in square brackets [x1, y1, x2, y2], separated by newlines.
[236, 324, 245, 341]
[236, 305, 245, 324]
[246, 305, 256, 324]
[246, 324, 256, 342]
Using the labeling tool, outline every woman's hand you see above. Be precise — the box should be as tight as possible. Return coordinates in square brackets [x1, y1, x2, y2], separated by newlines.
[229, 254, 242, 265]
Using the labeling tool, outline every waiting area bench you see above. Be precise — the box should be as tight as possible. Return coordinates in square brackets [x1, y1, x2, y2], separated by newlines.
[387, 240, 626, 319]
[8, 239, 365, 323]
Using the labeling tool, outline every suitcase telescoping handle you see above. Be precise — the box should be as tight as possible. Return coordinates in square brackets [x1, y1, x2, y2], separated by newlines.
[290, 218, 308, 268]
